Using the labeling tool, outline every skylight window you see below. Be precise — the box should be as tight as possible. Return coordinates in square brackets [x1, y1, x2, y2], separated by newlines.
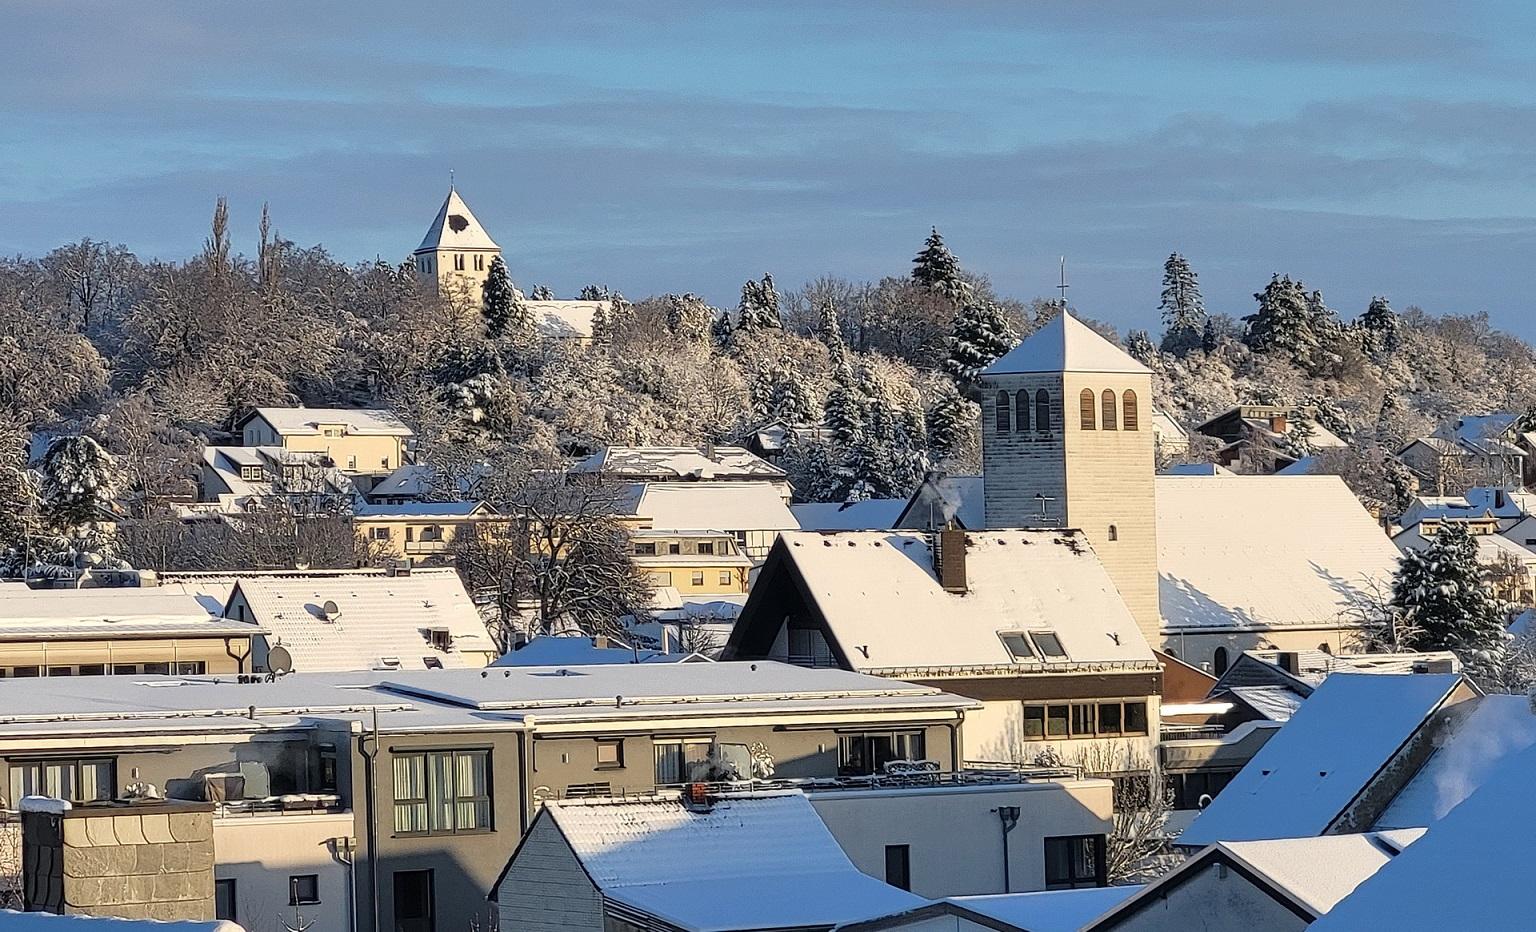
[1031, 632, 1068, 659]
[999, 632, 1034, 661]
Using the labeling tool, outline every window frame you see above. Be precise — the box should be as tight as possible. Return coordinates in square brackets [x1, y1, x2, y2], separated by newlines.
[1101, 389, 1117, 430]
[595, 739, 625, 770]
[1014, 390, 1031, 432]
[1030, 631, 1067, 659]
[838, 731, 926, 776]
[1079, 389, 1096, 430]
[690, 571, 705, 586]
[995, 391, 1011, 433]
[289, 874, 320, 906]
[1043, 834, 1107, 890]
[8, 756, 116, 804]
[653, 737, 714, 785]
[1035, 389, 1051, 433]
[1018, 700, 1150, 740]
[215, 878, 237, 923]
[390, 749, 493, 837]
[998, 631, 1035, 661]
[1122, 390, 1139, 430]
[885, 844, 912, 891]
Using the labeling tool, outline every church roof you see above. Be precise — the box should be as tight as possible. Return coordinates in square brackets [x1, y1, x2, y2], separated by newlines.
[415, 187, 500, 253]
[982, 311, 1148, 376]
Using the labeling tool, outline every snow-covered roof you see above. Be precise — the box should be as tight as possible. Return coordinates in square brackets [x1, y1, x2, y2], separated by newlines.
[628, 481, 796, 533]
[1158, 462, 1232, 476]
[1155, 475, 1403, 632]
[1392, 523, 1536, 567]
[541, 792, 926, 931]
[369, 463, 487, 500]
[576, 445, 786, 480]
[792, 499, 905, 531]
[1178, 673, 1465, 847]
[1310, 740, 1536, 930]
[1274, 454, 1318, 475]
[414, 187, 499, 252]
[1150, 407, 1188, 440]
[0, 585, 259, 640]
[201, 445, 359, 504]
[491, 635, 691, 667]
[529, 299, 609, 340]
[750, 530, 1156, 674]
[1437, 411, 1518, 445]
[226, 570, 496, 672]
[241, 407, 413, 437]
[949, 887, 1141, 931]
[1399, 486, 1536, 525]
[896, 474, 986, 530]
[1373, 693, 1536, 830]
[1222, 685, 1306, 722]
[982, 311, 1148, 376]
[0, 911, 242, 932]
[1098, 831, 1421, 926]
[354, 501, 491, 519]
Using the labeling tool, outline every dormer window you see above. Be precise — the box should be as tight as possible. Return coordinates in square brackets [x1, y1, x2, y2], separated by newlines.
[1031, 631, 1068, 659]
[999, 632, 1034, 661]
[322, 427, 343, 437]
[240, 466, 263, 481]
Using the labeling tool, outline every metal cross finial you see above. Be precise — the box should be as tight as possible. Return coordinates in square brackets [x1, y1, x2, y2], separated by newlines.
[1057, 256, 1070, 306]
[449, 168, 455, 190]
[1033, 492, 1056, 524]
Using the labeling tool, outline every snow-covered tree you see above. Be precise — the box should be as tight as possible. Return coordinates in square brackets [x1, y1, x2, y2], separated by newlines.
[588, 300, 612, 345]
[663, 293, 713, 343]
[912, 228, 971, 304]
[824, 357, 864, 447]
[942, 300, 1016, 390]
[529, 284, 555, 300]
[481, 257, 525, 338]
[579, 284, 611, 301]
[39, 434, 120, 529]
[1359, 296, 1401, 358]
[1158, 253, 1205, 355]
[925, 378, 970, 463]
[1391, 523, 1511, 684]
[1125, 329, 1159, 367]
[709, 311, 734, 348]
[736, 274, 782, 331]
[1244, 274, 1319, 367]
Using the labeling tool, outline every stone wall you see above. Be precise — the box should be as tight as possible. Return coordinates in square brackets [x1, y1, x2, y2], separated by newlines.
[23, 802, 215, 920]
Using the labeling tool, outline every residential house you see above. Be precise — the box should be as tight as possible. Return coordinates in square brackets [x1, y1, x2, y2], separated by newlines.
[0, 584, 260, 677]
[235, 407, 413, 481]
[1391, 516, 1536, 603]
[616, 480, 797, 562]
[1149, 408, 1190, 461]
[629, 529, 752, 600]
[793, 499, 908, 531]
[197, 446, 357, 512]
[0, 662, 975, 932]
[744, 419, 830, 465]
[1176, 673, 1475, 849]
[1086, 830, 1422, 932]
[221, 568, 499, 672]
[575, 445, 790, 495]
[1192, 404, 1349, 474]
[723, 529, 1162, 772]
[366, 463, 488, 504]
[352, 501, 509, 564]
[1398, 413, 1525, 494]
[835, 888, 1142, 932]
[896, 473, 986, 531]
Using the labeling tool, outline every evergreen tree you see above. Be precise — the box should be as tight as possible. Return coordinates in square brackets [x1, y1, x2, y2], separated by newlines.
[588, 300, 612, 345]
[1158, 253, 1205, 355]
[942, 300, 1017, 390]
[925, 379, 968, 463]
[481, 256, 524, 338]
[1244, 274, 1319, 367]
[1200, 317, 1220, 353]
[913, 227, 961, 289]
[1391, 523, 1510, 683]
[823, 357, 864, 447]
[529, 284, 555, 300]
[579, 284, 611, 301]
[818, 300, 846, 368]
[736, 274, 783, 330]
[709, 311, 734, 348]
[1359, 296, 1401, 357]
[1124, 329, 1159, 366]
[39, 434, 120, 529]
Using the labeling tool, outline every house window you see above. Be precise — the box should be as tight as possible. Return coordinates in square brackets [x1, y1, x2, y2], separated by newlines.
[371, 527, 391, 540]
[215, 879, 237, 923]
[394, 870, 434, 932]
[691, 571, 705, 586]
[787, 627, 836, 668]
[1031, 631, 1067, 659]
[1035, 389, 1051, 432]
[79, 664, 105, 676]
[696, 541, 715, 555]
[596, 739, 624, 768]
[347, 456, 357, 470]
[322, 428, 343, 438]
[635, 542, 657, 555]
[839, 732, 925, 776]
[1080, 389, 1096, 430]
[719, 571, 732, 586]
[10, 758, 115, 803]
[177, 662, 206, 675]
[995, 391, 1011, 433]
[885, 845, 912, 891]
[999, 631, 1034, 661]
[391, 750, 491, 835]
[1097, 703, 1122, 735]
[668, 542, 681, 555]
[1044, 835, 1106, 889]
[1020, 701, 1148, 739]
[1045, 704, 1069, 737]
[289, 874, 320, 906]
[474, 254, 485, 272]
[1124, 701, 1148, 735]
[1023, 705, 1045, 739]
[1213, 646, 1230, 676]
[1015, 390, 1031, 432]
[1122, 390, 1139, 430]
[453, 253, 465, 271]
[654, 738, 713, 784]
[240, 466, 263, 481]
[1101, 389, 1117, 430]
[650, 571, 673, 587]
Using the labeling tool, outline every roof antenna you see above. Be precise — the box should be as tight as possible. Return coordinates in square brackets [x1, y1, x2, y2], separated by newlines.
[1057, 256, 1070, 310]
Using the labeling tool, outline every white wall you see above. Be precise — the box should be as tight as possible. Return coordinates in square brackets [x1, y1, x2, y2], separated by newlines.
[811, 780, 1113, 897]
[964, 698, 1160, 770]
[213, 812, 353, 932]
[1096, 859, 1307, 932]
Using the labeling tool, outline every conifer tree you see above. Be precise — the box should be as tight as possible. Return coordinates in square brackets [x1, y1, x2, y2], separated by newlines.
[709, 311, 734, 348]
[818, 299, 846, 368]
[529, 284, 554, 300]
[579, 284, 611, 301]
[942, 300, 1017, 390]
[1200, 317, 1220, 353]
[588, 300, 612, 345]
[1124, 329, 1159, 366]
[1359, 296, 1401, 357]
[481, 256, 524, 338]
[925, 379, 968, 463]
[1391, 523, 1510, 683]
[1244, 274, 1318, 367]
[736, 274, 782, 330]
[913, 227, 961, 290]
[39, 435, 120, 529]
[1158, 253, 1205, 355]
[823, 355, 864, 447]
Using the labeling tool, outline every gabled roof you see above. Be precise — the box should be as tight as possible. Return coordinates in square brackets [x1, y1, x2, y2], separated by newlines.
[1178, 673, 1466, 847]
[1219, 685, 1306, 722]
[626, 481, 796, 533]
[414, 187, 500, 253]
[1092, 831, 1422, 928]
[536, 793, 926, 931]
[729, 530, 1156, 674]
[0, 585, 260, 641]
[353, 501, 492, 519]
[575, 445, 786, 480]
[238, 407, 413, 437]
[896, 473, 985, 530]
[225, 570, 496, 672]
[1310, 740, 1536, 930]
[982, 312, 1148, 377]
[792, 498, 906, 531]
[369, 463, 488, 500]
[1155, 475, 1403, 632]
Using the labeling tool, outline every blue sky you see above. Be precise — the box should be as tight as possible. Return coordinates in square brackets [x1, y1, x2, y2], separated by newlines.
[5, 1, 1536, 336]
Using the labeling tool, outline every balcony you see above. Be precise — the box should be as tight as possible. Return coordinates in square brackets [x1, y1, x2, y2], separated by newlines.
[212, 793, 345, 818]
[404, 540, 450, 555]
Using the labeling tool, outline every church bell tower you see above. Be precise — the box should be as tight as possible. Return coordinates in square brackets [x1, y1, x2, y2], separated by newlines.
[413, 185, 502, 307]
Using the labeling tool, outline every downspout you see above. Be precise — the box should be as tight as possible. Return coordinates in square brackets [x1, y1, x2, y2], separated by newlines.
[360, 709, 381, 932]
[994, 806, 1020, 893]
[515, 731, 529, 833]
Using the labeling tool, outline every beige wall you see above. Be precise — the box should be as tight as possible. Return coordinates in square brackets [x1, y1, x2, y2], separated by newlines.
[354, 516, 503, 561]
[963, 698, 1159, 770]
[1161, 627, 1358, 675]
[416, 247, 500, 309]
[811, 780, 1113, 896]
[213, 812, 353, 932]
[640, 562, 750, 595]
[0, 637, 252, 677]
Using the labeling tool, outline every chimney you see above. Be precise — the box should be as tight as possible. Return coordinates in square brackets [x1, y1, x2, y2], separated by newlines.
[1269, 413, 1288, 433]
[594, 635, 610, 650]
[1496, 489, 1507, 510]
[1277, 651, 1301, 675]
[938, 528, 968, 593]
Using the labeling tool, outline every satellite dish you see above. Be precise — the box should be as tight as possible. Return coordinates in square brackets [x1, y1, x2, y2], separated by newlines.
[267, 645, 294, 675]
[321, 600, 341, 619]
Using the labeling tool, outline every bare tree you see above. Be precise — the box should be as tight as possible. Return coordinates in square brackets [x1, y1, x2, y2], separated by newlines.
[1071, 743, 1181, 885]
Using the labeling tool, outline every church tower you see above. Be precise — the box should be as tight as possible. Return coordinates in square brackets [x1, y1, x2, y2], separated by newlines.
[980, 312, 1161, 645]
[413, 186, 502, 307]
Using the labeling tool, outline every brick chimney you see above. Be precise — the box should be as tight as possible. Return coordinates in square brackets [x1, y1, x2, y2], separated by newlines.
[1269, 413, 1288, 433]
[937, 528, 968, 593]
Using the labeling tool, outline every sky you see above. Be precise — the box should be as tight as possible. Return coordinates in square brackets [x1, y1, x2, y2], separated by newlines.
[4, 1, 1536, 337]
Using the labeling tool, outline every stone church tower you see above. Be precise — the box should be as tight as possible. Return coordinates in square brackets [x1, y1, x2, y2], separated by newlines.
[413, 186, 502, 306]
[980, 312, 1161, 645]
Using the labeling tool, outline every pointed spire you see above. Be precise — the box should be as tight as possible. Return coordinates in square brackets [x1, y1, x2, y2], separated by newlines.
[415, 185, 499, 253]
[982, 310, 1148, 377]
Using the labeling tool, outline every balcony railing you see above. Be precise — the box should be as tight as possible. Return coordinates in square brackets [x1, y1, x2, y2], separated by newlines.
[212, 794, 345, 817]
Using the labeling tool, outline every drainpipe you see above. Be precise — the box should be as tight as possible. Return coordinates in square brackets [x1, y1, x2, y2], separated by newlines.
[994, 806, 1020, 893]
[360, 708, 381, 932]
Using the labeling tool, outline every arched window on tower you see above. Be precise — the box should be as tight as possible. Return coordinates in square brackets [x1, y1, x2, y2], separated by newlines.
[1035, 389, 1051, 433]
[1122, 390, 1139, 431]
[1107, 524, 1118, 541]
[1213, 647, 1230, 676]
[995, 391, 1011, 433]
[1079, 389, 1096, 430]
[1102, 389, 1117, 430]
[1014, 390, 1031, 432]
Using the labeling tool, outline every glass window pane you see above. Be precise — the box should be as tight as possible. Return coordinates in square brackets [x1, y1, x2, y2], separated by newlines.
[1071, 704, 1095, 736]
[655, 743, 683, 784]
[1046, 705, 1069, 737]
[1124, 702, 1148, 735]
[1023, 706, 1045, 739]
[428, 753, 455, 832]
[1098, 703, 1122, 735]
[1031, 632, 1067, 658]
